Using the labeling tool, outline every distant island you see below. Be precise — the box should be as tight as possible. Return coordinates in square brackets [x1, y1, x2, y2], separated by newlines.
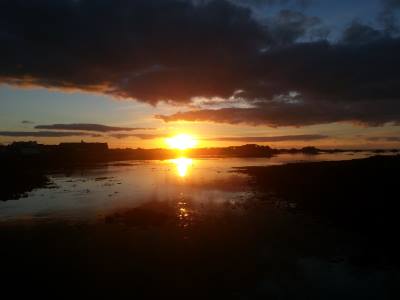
[1, 141, 398, 167]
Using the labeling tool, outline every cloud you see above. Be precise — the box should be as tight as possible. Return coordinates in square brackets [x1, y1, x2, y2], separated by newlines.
[35, 123, 154, 132]
[109, 133, 166, 140]
[110, 132, 328, 142]
[206, 134, 328, 142]
[0, 131, 102, 138]
[190, 94, 256, 109]
[1, 0, 400, 127]
[268, 9, 327, 45]
[342, 21, 384, 45]
[21, 120, 34, 124]
[0, 0, 267, 103]
[367, 136, 400, 142]
[156, 97, 400, 127]
[379, 0, 400, 33]
[231, 0, 313, 8]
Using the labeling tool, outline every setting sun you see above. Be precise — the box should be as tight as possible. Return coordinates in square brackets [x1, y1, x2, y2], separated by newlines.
[166, 134, 197, 150]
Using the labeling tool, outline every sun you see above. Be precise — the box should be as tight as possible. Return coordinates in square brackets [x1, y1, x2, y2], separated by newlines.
[166, 134, 197, 150]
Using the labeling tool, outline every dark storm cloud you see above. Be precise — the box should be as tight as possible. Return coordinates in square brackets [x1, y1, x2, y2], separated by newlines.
[268, 9, 327, 45]
[342, 21, 385, 44]
[231, 0, 313, 8]
[1, 0, 400, 127]
[208, 134, 328, 142]
[157, 98, 400, 127]
[0, 0, 267, 103]
[379, 0, 400, 33]
[35, 123, 154, 132]
[0, 131, 102, 138]
[158, 27, 400, 127]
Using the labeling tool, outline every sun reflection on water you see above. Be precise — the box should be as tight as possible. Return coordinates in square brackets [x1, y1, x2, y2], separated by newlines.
[177, 200, 191, 227]
[170, 157, 193, 177]
[176, 195, 195, 235]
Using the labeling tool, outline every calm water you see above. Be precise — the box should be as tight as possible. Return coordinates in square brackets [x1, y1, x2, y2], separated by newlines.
[1, 151, 398, 299]
[0, 152, 373, 222]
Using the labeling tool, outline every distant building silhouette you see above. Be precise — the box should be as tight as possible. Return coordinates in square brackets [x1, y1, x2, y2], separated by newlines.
[8, 141, 43, 155]
[59, 140, 108, 152]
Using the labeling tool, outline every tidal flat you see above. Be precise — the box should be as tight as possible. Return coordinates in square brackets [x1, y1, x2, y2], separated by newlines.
[1, 154, 399, 299]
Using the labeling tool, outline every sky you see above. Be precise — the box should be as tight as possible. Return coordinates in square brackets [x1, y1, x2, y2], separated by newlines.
[1, 0, 400, 149]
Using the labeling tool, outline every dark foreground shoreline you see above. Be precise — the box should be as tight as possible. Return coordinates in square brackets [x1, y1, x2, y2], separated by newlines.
[1, 155, 400, 299]
[238, 154, 400, 270]
[238, 154, 400, 230]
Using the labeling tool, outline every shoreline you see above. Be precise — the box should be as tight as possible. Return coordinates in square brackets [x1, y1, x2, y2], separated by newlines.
[236, 154, 400, 231]
[1, 154, 399, 297]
